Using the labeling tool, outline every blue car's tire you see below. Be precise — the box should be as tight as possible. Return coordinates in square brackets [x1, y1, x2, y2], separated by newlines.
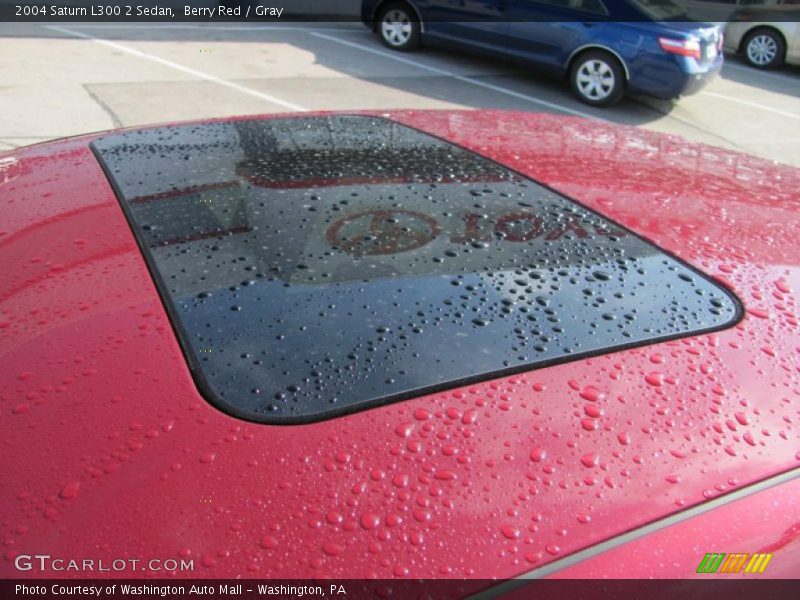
[569, 50, 625, 108]
[377, 3, 421, 52]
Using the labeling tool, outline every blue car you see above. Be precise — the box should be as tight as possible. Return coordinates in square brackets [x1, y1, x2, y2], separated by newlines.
[360, 0, 723, 106]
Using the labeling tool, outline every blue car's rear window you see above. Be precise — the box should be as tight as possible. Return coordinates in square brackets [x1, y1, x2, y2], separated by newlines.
[91, 115, 741, 424]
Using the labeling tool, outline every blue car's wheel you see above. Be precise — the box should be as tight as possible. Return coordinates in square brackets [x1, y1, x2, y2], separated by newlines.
[378, 3, 421, 52]
[569, 50, 625, 108]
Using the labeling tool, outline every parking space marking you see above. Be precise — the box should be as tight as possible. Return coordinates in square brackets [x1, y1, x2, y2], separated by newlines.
[43, 25, 308, 112]
[700, 90, 799, 120]
[722, 59, 800, 84]
[310, 32, 604, 121]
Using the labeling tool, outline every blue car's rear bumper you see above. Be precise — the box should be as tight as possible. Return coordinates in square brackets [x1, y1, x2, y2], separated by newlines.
[628, 55, 723, 100]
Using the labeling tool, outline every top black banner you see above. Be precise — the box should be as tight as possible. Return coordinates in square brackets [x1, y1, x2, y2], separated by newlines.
[2, 0, 800, 23]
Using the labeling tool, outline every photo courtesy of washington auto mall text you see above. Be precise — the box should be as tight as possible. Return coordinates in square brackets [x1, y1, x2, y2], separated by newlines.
[15, 583, 348, 597]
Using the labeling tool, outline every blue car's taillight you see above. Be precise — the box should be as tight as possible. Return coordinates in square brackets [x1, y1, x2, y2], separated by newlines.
[658, 36, 701, 60]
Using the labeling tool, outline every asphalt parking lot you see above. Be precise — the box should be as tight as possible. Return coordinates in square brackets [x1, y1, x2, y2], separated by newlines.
[1, 21, 798, 166]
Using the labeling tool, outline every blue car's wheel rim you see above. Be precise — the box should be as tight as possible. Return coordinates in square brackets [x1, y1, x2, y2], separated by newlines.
[746, 34, 778, 66]
[576, 59, 615, 102]
[381, 10, 413, 47]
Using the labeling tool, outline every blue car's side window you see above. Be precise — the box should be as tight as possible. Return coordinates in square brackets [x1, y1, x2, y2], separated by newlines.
[573, 0, 609, 15]
[530, 0, 572, 8]
[526, 0, 609, 16]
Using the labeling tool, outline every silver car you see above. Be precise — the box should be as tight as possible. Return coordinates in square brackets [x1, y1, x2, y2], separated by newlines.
[724, 5, 800, 69]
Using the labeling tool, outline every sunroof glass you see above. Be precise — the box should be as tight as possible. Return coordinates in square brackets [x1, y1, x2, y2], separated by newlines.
[92, 115, 741, 424]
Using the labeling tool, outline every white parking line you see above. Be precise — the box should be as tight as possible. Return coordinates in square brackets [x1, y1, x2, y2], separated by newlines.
[700, 90, 799, 120]
[44, 25, 308, 112]
[722, 59, 800, 84]
[310, 31, 604, 122]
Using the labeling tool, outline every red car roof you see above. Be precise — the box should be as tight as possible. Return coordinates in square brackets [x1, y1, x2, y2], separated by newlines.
[1, 110, 799, 579]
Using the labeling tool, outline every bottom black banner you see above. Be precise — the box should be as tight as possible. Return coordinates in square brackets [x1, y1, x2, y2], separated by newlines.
[3, 579, 800, 600]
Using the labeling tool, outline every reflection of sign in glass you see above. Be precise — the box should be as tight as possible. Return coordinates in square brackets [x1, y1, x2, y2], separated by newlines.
[326, 209, 629, 258]
[326, 209, 442, 256]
